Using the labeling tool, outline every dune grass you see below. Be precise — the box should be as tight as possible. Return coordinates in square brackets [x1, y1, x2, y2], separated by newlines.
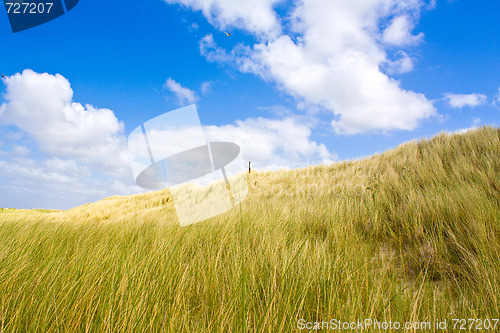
[0, 126, 498, 332]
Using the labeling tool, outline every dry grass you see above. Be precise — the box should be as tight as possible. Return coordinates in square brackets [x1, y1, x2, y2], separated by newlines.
[0, 126, 498, 332]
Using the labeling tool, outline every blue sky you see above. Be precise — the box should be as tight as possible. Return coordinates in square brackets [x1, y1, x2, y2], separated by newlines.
[0, 0, 499, 209]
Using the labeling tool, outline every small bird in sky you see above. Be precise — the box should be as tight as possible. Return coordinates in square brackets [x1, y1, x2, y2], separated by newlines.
[224, 31, 232, 36]
[1, 73, 6, 80]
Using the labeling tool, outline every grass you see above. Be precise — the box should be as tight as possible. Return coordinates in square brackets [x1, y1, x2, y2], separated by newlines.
[0, 126, 498, 332]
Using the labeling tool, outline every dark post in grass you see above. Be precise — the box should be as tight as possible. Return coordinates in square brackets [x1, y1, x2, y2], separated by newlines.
[249, 161, 251, 174]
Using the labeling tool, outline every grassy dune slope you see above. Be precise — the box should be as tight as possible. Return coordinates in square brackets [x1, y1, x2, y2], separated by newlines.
[0, 127, 499, 332]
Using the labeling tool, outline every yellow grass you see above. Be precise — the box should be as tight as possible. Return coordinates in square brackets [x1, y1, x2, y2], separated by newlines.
[0, 126, 499, 332]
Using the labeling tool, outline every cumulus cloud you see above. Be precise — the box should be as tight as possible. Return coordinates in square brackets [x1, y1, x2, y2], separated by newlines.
[0, 70, 142, 209]
[163, 0, 283, 39]
[0, 70, 130, 177]
[204, 117, 336, 170]
[130, 115, 336, 172]
[164, 78, 199, 105]
[176, 0, 437, 134]
[200, 81, 212, 95]
[382, 15, 424, 46]
[200, 34, 234, 63]
[444, 93, 487, 108]
[384, 51, 415, 74]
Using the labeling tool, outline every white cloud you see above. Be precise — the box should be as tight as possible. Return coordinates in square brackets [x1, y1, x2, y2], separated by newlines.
[0, 70, 142, 209]
[130, 115, 336, 172]
[0, 156, 141, 209]
[11, 145, 30, 157]
[444, 93, 487, 108]
[222, 33, 434, 134]
[382, 15, 424, 46]
[164, 0, 283, 39]
[0, 70, 130, 177]
[384, 51, 415, 74]
[200, 34, 234, 63]
[201, 81, 212, 94]
[204, 117, 336, 170]
[182, 0, 437, 134]
[164, 78, 199, 105]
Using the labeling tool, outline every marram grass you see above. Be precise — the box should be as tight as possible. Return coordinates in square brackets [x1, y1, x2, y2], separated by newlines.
[0, 127, 498, 332]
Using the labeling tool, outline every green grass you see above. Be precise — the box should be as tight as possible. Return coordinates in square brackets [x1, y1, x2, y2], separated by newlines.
[0, 126, 499, 332]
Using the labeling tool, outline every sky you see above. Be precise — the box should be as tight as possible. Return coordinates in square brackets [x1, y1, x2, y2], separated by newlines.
[0, 0, 499, 209]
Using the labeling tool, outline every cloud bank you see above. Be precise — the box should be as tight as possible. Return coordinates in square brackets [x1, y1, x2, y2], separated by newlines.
[0, 70, 139, 208]
[204, 117, 336, 170]
[167, 0, 437, 134]
[0, 70, 336, 209]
